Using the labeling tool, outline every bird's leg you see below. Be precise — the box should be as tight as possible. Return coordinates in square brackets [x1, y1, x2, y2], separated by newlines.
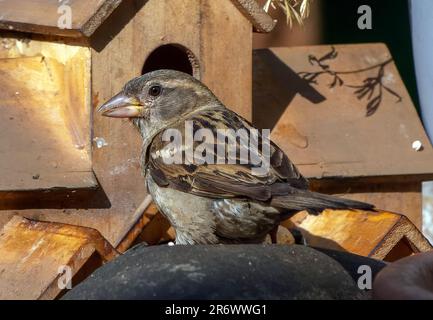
[289, 228, 308, 246]
[269, 226, 279, 244]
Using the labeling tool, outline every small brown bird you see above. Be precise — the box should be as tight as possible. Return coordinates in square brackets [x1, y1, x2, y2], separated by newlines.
[98, 70, 374, 244]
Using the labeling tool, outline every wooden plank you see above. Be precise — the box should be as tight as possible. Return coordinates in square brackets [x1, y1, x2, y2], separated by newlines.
[115, 195, 155, 252]
[0, 0, 272, 38]
[286, 209, 432, 260]
[0, 216, 118, 300]
[0, 45, 95, 192]
[0, 33, 149, 246]
[137, 209, 176, 245]
[202, 0, 253, 120]
[0, 0, 121, 38]
[253, 44, 433, 179]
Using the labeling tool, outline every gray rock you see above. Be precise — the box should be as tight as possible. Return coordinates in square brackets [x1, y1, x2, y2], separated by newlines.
[315, 247, 386, 283]
[63, 244, 367, 300]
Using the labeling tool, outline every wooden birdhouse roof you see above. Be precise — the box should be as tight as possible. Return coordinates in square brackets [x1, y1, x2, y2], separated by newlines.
[0, 0, 275, 38]
[253, 44, 433, 181]
[287, 209, 432, 261]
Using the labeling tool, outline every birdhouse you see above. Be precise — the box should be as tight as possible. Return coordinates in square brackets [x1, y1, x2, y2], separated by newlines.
[0, 0, 274, 246]
[284, 209, 432, 262]
[253, 44, 433, 230]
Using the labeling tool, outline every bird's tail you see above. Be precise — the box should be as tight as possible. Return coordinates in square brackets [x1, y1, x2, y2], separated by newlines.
[270, 189, 375, 215]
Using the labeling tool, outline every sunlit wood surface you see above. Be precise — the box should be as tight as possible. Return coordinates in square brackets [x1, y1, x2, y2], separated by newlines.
[0, 46, 94, 191]
[285, 209, 432, 261]
[0, 216, 118, 300]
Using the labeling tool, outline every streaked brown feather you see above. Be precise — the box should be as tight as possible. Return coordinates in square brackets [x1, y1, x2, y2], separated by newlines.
[148, 107, 309, 201]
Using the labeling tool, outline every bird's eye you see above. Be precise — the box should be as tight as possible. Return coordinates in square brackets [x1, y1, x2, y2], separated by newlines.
[149, 85, 162, 97]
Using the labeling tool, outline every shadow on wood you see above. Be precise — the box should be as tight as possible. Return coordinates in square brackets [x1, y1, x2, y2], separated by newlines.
[0, 184, 111, 210]
[89, 0, 149, 52]
[253, 45, 433, 228]
[253, 48, 326, 130]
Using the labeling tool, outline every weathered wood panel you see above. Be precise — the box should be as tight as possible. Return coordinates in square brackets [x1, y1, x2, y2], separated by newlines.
[253, 44, 433, 227]
[202, 0, 253, 120]
[286, 209, 432, 261]
[0, 3, 158, 245]
[0, 0, 121, 37]
[0, 216, 118, 300]
[253, 44, 433, 179]
[136, 208, 176, 245]
[0, 0, 273, 37]
[0, 40, 95, 192]
[86, 0, 203, 245]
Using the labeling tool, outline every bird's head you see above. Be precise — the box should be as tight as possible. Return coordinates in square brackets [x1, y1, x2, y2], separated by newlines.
[97, 70, 218, 135]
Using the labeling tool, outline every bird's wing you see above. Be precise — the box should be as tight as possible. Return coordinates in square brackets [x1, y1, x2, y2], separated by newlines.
[147, 108, 309, 201]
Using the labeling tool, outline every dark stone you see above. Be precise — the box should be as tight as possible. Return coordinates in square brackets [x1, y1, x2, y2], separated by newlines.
[315, 247, 387, 282]
[63, 244, 368, 300]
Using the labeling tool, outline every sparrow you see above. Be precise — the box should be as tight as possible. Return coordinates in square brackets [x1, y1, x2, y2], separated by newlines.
[98, 70, 374, 244]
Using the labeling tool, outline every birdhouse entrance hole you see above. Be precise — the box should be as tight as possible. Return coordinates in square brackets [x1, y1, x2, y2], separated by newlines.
[142, 44, 199, 78]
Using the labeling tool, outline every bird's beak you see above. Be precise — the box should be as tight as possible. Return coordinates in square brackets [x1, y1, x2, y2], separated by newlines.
[97, 92, 144, 118]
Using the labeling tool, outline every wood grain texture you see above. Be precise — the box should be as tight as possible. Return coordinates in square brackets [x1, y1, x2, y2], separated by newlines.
[0, 216, 118, 300]
[115, 195, 155, 252]
[253, 44, 433, 227]
[286, 209, 432, 261]
[201, 0, 253, 120]
[0, 0, 273, 37]
[87, 0, 202, 245]
[0, 40, 95, 192]
[0, 33, 148, 246]
[0, 0, 121, 37]
[253, 44, 433, 179]
[137, 208, 176, 245]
